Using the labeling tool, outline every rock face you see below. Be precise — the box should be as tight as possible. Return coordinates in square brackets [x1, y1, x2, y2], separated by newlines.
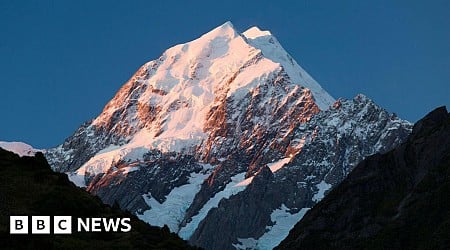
[45, 22, 412, 249]
[189, 95, 411, 250]
[277, 107, 450, 250]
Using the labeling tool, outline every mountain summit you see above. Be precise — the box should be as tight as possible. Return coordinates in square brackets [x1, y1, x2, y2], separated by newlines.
[45, 22, 411, 249]
[47, 21, 335, 174]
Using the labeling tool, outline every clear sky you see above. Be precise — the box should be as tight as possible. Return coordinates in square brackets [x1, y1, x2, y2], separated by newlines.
[1, 0, 449, 148]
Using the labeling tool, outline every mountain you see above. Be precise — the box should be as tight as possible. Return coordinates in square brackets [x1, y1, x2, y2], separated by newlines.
[45, 21, 334, 173]
[277, 106, 450, 250]
[44, 22, 412, 249]
[0, 141, 40, 157]
[0, 148, 195, 249]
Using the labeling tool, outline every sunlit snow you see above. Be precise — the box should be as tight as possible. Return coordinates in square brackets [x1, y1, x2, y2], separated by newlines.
[0, 141, 40, 157]
[242, 26, 334, 110]
[267, 157, 292, 173]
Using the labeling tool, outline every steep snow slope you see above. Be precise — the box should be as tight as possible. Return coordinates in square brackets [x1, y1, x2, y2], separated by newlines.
[243, 26, 334, 109]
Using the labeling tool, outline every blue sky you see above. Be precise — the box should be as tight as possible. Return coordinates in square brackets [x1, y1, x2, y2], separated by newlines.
[1, 0, 449, 148]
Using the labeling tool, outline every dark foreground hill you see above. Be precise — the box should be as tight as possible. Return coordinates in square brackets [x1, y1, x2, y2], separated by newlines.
[0, 149, 196, 250]
[277, 106, 450, 250]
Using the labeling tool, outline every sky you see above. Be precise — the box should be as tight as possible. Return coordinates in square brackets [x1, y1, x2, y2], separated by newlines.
[1, 0, 449, 149]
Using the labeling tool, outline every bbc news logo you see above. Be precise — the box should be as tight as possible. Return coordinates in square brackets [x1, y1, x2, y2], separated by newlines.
[10, 216, 131, 234]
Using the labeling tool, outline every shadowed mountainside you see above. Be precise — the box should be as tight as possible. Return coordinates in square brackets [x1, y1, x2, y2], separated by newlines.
[277, 106, 450, 250]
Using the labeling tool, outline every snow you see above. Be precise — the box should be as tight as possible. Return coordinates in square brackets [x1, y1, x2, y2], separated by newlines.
[179, 172, 247, 239]
[233, 238, 258, 250]
[75, 130, 153, 176]
[137, 166, 213, 233]
[0, 141, 40, 157]
[67, 172, 86, 188]
[76, 146, 141, 176]
[243, 26, 272, 39]
[267, 157, 291, 173]
[312, 180, 332, 202]
[234, 176, 254, 187]
[243, 26, 334, 110]
[96, 144, 122, 154]
[232, 204, 310, 250]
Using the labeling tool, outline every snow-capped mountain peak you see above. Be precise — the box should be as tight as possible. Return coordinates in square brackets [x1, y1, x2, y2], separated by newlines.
[45, 21, 412, 250]
[81, 22, 335, 159]
[200, 21, 239, 40]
